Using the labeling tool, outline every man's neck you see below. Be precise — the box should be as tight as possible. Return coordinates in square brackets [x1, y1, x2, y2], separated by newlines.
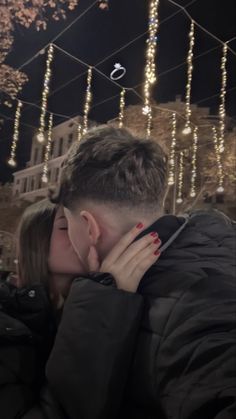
[96, 208, 163, 259]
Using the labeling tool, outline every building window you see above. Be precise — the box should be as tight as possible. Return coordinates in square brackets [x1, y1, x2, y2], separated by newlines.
[67, 133, 73, 149]
[21, 178, 27, 193]
[58, 137, 63, 156]
[50, 141, 55, 158]
[30, 177, 35, 191]
[35, 173, 42, 189]
[48, 169, 51, 182]
[16, 179, 20, 185]
[203, 193, 212, 203]
[41, 146, 46, 163]
[33, 148, 39, 165]
[55, 167, 60, 182]
[216, 193, 224, 204]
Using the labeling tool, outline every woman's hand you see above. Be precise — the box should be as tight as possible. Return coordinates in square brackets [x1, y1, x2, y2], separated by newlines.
[87, 223, 161, 293]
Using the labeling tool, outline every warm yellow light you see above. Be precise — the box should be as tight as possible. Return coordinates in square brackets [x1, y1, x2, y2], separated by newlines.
[182, 126, 192, 135]
[38, 44, 54, 143]
[7, 158, 16, 167]
[36, 132, 45, 143]
[189, 126, 198, 198]
[218, 43, 227, 154]
[77, 123, 82, 142]
[183, 20, 195, 134]
[119, 89, 126, 128]
[83, 67, 93, 135]
[42, 113, 53, 184]
[8, 100, 22, 167]
[42, 174, 48, 183]
[176, 151, 184, 204]
[168, 113, 177, 186]
[143, 0, 160, 138]
[212, 126, 224, 192]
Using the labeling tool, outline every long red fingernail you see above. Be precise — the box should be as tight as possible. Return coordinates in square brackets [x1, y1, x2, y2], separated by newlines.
[154, 250, 160, 256]
[150, 231, 158, 237]
[136, 222, 144, 229]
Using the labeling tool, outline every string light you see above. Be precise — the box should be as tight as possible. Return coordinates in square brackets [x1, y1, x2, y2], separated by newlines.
[77, 123, 82, 142]
[37, 44, 54, 143]
[146, 0, 159, 85]
[42, 113, 53, 183]
[212, 126, 224, 193]
[183, 20, 195, 135]
[168, 112, 177, 185]
[147, 110, 152, 138]
[83, 67, 93, 135]
[8, 100, 23, 167]
[176, 151, 184, 204]
[143, 0, 160, 138]
[190, 126, 198, 197]
[218, 43, 227, 153]
[118, 89, 126, 128]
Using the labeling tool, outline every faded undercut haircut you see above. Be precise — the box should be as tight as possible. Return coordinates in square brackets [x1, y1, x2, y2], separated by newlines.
[51, 125, 168, 213]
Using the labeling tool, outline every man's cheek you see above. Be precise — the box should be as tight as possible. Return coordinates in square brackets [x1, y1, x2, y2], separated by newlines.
[69, 229, 79, 252]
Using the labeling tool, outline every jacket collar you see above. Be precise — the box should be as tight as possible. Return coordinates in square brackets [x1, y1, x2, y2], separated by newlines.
[136, 214, 189, 252]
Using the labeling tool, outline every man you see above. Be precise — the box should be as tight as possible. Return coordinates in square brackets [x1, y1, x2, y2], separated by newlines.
[48, 125, 236, 419]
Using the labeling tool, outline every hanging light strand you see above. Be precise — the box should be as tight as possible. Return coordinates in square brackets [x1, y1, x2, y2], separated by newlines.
[146, 110, 153, 138]
[143, 0, 160, 138]
[42, 113, 53, 183]
[146, 0, 159, 85]
[37, 44, 54, 143]
[8, 100, 23, 167]
[77, 123, 82, 142]
[118, 89, 126, 128]
[183, 20, 195, 135]
[190, 126, 198, 197]
[168, 112, 177, 185]
[218, 43, 227, 153]
[176, 151, 184, 204]
[212, 126, 224, 192]
[83, 67, 93, 135]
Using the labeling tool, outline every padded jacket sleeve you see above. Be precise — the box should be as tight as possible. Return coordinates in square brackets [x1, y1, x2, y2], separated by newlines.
[156, 271, 236, 419]
[46, 276, 143, 419]
[1, 277, 143, 419]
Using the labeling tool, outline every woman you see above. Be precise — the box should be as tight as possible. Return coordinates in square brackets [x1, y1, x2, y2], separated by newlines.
[0, 199, 161, 419]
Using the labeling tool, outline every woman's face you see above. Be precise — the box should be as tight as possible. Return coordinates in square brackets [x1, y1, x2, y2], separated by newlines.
[48, 206, 86, 276]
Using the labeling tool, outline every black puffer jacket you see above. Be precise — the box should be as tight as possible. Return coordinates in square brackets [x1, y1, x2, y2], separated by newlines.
[122, 210, 236, 419]
[0, 275, 143, 419]
[0, 210, 235, 419]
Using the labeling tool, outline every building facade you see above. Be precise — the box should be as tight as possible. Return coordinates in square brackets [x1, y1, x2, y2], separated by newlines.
[13, 116, 84, 201]
[12, 99, 235, 219]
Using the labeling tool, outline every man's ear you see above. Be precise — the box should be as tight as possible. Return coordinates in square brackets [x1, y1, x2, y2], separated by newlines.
[80, 210, 101, 245]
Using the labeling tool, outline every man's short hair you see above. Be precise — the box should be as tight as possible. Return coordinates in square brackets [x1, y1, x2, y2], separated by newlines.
[52, 125, 168, 213]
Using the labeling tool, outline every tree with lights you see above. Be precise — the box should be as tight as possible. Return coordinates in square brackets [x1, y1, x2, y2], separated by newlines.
[0, 0, 79, 106]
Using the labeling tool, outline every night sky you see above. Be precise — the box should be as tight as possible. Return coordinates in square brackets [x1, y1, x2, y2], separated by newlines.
[0, 0, 235, 183]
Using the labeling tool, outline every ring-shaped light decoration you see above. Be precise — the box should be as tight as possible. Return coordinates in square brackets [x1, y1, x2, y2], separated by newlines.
[110, 63, 126, 81]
